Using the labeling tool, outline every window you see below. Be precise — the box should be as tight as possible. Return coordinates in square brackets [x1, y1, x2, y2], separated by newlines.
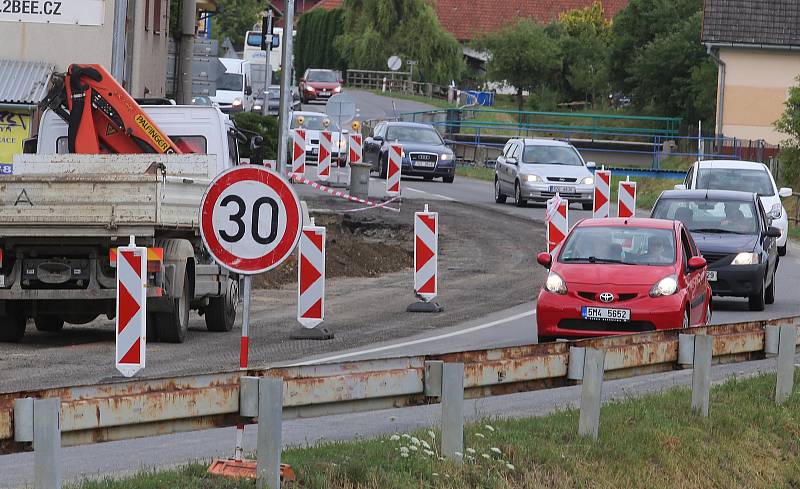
[154, 0, 162, 34]
[559, 226, 676, 266]
[652, 198, 759, 235]
[385, 126, 443, 145]
[680, 230, 693, 274]
[684, 165, 694, 187]
[696, 168, 775, 196]
[171, 136, 207, 154]
[227, 132, 239, 165]
[521, 145, 583, 166]
[502, 141, 513, 157]
[145, 0, 151, 31]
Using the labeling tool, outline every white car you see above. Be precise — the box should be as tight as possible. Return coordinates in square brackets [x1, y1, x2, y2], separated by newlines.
[289, 111, 347, 165]
[677, 160, 792, 255]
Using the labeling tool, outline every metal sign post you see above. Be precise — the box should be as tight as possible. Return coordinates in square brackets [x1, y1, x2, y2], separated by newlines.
[277, 0, 295, 176]
[325, 93, 356, 187]
[261, 11, 274, 116]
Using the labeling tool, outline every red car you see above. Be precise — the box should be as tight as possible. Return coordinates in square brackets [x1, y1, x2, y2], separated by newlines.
[299, 69, 342, 104]
[536, 218, 711, 341]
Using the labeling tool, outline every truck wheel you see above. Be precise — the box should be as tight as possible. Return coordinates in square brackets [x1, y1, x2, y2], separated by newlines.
[34, 316, 64, 332]
[205, 278, 238, 332]
[155, 272, 190, 343]
[0, 304, 27, 342]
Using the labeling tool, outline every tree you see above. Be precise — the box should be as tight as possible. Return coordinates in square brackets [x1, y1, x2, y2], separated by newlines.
[335, 0, 464, 86]
[296, 8, 346, 78]
[212, 0, 261, 52]
[775, 77, 800, 185]
[481, 20, 561, 111]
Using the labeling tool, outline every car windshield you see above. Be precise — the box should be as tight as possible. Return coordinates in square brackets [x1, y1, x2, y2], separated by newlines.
[290, 115, 340, 131]
[385, 126, 443, 145]
[652, 198, 759, 235]
[217, 72, 243, 91]
[559, 226, 676, 266]
[306, 70, 338, 82]
[246, 33, 262, 47]
[696, 168, 775, 196]
[522, 146, 583, 166]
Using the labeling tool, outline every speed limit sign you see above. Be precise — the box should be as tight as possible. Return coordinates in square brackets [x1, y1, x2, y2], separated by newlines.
[200, 166, 303, 275]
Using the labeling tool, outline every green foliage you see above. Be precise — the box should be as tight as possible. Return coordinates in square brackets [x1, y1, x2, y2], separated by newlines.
[480, 20, 561, 110]
[335, 0, 464, 85]
[296, 8, 347, 79]
[776, 77, 800, 186]
[169, 0, 181, 39]
[231, 112, 279, 160]
[212, 0, 261, 52]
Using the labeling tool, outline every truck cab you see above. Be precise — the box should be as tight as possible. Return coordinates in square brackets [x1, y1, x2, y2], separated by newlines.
[211, 58, 254, 113]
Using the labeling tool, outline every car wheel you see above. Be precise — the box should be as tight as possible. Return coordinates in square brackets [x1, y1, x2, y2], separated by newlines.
[34, 315, 64, 332]
[582, 202, 593, 211]
[779, 244, 787, 256]
[765, 269, 776, 305]
[494, 178, 507, 204]
[443, 175, 454, 183]
[379, 154, 388, 179]
[748, 278, 766, 311]
[514, 181, 527, 207]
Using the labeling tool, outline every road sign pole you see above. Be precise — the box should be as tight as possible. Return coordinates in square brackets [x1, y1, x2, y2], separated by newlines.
[233, 274, 252, 461]
[262, 11, 274, 117]
[277, 0, 295, 176]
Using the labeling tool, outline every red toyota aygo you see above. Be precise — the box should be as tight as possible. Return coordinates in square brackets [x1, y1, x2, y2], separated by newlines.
[536, 218, 712, 341]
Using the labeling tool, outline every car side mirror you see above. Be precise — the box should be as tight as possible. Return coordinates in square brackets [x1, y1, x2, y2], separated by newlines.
[585, 161, 596, 169]
[688, 256, 706, 271]
[484, 159, 497, 168]
[249, 135, 264, 165]
[779, 187, 793, 198]
[245, 86, 252, 96]
[537, 252, 552, 269]
[507, 157, 518, 165]
[766, 226, 782, 238]
[372, 135, 383, 143]
[674, 184, 687, 190]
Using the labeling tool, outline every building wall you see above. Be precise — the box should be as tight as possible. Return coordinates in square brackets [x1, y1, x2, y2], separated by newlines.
[719, 47, 800, 144]
[129, 0, 169, 97]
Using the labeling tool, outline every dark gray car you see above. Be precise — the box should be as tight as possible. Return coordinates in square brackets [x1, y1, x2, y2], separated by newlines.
[364, 122, 456, 183]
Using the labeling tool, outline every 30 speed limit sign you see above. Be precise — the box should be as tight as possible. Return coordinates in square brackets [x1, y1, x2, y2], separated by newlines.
[200, 166, 303, 275]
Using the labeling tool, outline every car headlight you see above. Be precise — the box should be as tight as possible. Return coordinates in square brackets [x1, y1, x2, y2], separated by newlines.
[334, 86, 342, 93]
[253, 104, 262, 111]
[523, 174, 541, 182]
[580, 176, 594, 185]
[544, 271, 567, 295]
[732, 252, 759, 265]
[305, 86, 315, 92]
[649, 275, 678, 297]
[441, 153, 451, 161]
[232, 98, 242, 106]
[770, 203, 783, 219]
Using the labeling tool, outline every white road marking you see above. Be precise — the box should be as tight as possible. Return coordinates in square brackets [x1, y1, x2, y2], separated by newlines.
[405, 187, 456, 201]
[291, 309, 536, 366]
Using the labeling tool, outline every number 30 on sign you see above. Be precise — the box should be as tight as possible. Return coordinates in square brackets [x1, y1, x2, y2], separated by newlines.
[200, 166, 303, 275]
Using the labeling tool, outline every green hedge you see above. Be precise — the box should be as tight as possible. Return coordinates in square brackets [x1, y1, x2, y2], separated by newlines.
[231, 112, 279, 160]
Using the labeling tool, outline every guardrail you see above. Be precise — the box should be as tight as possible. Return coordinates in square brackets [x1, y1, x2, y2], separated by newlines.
[346, 69, 450, 100]
[2, 316, 799, 487]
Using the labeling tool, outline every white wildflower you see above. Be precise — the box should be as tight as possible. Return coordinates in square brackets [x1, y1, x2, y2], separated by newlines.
[402, 434, 412, 439]
[445, 474, 450, 479]
[454, 451, 463, 458]
[432, 473, 439, 477]
[506, 463, 515, 471]
[438, 456, 445, 461]
[421, 440, 431, 450]
[475, 433, 485, 438]
[466, 455, 476, 462]
[482, 453, 491, 460]
[484, 425, 495, 432]
[409, 445, 418, 452]
[400, 446, 409, 453]
[490, 447, 502, 455]
[390, 434, 400, 441]
[411, 437, 421, 446]
[423, 449, 435, 456]
[400, 452, 409, 458]
[466, 448, 476, 454]
[427, 430, 436, 439]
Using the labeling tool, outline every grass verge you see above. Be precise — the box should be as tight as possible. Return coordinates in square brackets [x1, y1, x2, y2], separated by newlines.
[456, 165, 494, 181]
[71, 373, 800, 489]
[368, 90, 455, 110]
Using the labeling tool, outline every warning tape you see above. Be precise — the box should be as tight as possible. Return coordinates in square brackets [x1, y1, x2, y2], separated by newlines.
[293, 176, 401, 212]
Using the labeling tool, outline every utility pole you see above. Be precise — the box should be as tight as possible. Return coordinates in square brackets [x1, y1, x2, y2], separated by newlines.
[262, 10, 274, 116]
[277, 0, 295, 176]
[177, 0, 197, 105]
[110, 0, 128, 84]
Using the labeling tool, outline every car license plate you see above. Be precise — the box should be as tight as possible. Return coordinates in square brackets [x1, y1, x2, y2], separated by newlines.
[414, 161, 436, 168]
[549, 186, 575, 193]
[312, 147, 319, 155]
[707, 271, 717, 282]
[581, 306, 630, 321]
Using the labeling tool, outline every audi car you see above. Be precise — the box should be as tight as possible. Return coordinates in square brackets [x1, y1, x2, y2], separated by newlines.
[536, 218, 711, 341]
[363, 121, 456, 183]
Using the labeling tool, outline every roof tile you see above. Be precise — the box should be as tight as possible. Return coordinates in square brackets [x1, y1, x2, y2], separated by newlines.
[702, 0, 800, 47]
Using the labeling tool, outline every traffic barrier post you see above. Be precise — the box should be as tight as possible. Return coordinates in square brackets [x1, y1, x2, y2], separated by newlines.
[348, 133, 362, 165]
[115, 236, 147, 378]
[14, 397, 62, 489]
[318, 131, 332, 182]
[546, 195, 568, 253]
[578, 348, 605, 440]
[257, 377, 284, 489]
[776, 325, 797, 404]
[291, 129, 306, 178]
[386, 143, 402, 196]
[292, 223, 333, 340]
[441, 363, 465, 463]
[690, 334, 713, 417]
[408, 204, 442, 312]
[618, 178, 637, 218]
[593, 169, 611, 218]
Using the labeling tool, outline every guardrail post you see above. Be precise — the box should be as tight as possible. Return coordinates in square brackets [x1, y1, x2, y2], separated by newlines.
[32, 398, 61, 489]
[691, 334, 713, 417]
[257, 377, 283, 489]
[441, 362, 464, 463]
[775, 325, 797, 404]
[578, 348, 605, 440]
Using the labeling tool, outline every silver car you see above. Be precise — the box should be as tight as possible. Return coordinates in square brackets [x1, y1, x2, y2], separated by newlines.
[494, 138, 595, 209]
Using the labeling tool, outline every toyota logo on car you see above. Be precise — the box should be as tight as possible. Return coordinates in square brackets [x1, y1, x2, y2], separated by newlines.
[599, 292, 615, 303]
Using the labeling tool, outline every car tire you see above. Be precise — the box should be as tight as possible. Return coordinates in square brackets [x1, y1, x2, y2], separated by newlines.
[34, 315, 64, 332]
[779, 244, 787, 256]
[155, 271, 191, 343]
[379, 154, 388, 179]
[0, 304, 26, 342]
[443, 175, 454, 183]
[494, 178, 507, 203]
[205, 278, 238, 332]
[765, 269, 776, 305]
[514, 181, 527, 207]
[582, 202, 593, 211]
[748, 278, 766, 311]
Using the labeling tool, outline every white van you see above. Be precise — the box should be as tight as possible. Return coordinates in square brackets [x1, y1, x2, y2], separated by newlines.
[211, 58, 254, 113]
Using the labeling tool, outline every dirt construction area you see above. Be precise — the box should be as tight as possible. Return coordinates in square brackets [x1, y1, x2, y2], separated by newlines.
[0, 197, 546, 392]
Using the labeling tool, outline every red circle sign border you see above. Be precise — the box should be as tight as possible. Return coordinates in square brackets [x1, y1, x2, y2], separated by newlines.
[200, 166, 302, 275]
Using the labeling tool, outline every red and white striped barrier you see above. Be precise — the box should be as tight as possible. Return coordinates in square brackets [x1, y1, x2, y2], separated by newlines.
[297, 225, 325, 329]
[348, 133, 362, 165]
[386, 143, 402, 196]
[293, 175, 401, 212]
[318, 131, 332, 181]
[115, 237, 147, 378]
[593, 169, 611, 218]
[291, 128, 306, 177]
[414, 205, 438, 301]
[618, 180, 637, 218]
[546, 195, 569, 253]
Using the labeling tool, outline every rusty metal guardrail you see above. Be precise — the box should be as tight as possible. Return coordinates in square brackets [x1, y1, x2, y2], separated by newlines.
[2, 315, 797, 456]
